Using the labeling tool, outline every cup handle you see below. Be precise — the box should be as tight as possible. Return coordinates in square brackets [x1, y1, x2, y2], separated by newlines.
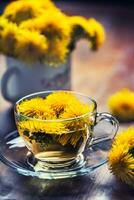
[1, 67, 20, 102]
[91, 112, 119, 146]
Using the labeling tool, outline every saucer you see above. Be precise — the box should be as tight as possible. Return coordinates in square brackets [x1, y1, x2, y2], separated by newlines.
[0, 130, 111, 179]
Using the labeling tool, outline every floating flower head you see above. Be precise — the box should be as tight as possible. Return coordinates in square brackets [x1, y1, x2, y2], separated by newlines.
[108, 127, 134, 187]
[61, 101, 94, 132]
[15, 29, 48, 63]
[17, 120, 78, 147]
[44, 91, 82, 116]
[61, 102, 93, 119]
[3, 0, 56, 25]
[18, 120, 69, 135]
[17, 97, 55, 119]
[108, 88, 134, 122]
[17, 91, 93, 121]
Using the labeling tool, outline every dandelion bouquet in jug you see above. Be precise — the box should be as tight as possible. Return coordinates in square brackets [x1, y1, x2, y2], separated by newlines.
[0, 0, 105, 102]
[0, 0, 105, 66]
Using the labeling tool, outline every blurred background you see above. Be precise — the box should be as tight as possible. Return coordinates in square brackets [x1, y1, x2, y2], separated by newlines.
[0, 0, 134, 112]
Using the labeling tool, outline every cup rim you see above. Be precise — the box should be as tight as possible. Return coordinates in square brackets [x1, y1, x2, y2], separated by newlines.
[14, 90, 97, 122]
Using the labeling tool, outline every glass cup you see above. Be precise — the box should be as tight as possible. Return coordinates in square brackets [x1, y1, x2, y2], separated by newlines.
[14, 91, 119, 171]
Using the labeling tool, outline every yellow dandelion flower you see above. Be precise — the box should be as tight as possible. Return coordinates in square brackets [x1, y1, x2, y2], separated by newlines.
[1, 22, 18, 56]
[61, 102, 93, 132]
[3, 0, 56, 24]
[18, 120, 87, 147]
[37, 0, 58, 11]
[18, 120, 68, 135]
[20, 12, 71, 65]
[44, 38, 70, 66]
[17, 97, 55, 119]
[108, 127, 134, 187]
[15, 29, 48, 63]
[4, 1, 38, 24]
[21, 11, 70, 65]
[69, 16, 92, 50]
[44, 91, 80, 116]
[21, 11, 70, 39]
[61, 102, 93, 119]
[115, 127, 134, 148]
[22, 0, 57, 10]
[108, 88, 134, 122]
[0, 17, 9, 31]
[87, 18, 105, 49]
[17, 92, 93, 122]
[69, 16, 90, 39]
[109, 143, 134, 187]
[44, 91, 93, 132]
[69, 16, 105, 50]
[57, 129, 88, 147]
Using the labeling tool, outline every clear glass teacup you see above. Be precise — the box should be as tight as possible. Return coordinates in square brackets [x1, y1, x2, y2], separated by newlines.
[14, 91, 119, 171]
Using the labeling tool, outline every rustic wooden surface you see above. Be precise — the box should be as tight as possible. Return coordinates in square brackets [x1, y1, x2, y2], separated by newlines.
[0, 3, 134, 200]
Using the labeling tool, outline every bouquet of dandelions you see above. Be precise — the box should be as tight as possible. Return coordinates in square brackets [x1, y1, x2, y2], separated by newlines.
[0, 0, 105, 66]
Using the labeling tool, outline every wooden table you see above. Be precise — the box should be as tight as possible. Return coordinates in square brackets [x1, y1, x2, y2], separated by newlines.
[0, 3, 134, 200]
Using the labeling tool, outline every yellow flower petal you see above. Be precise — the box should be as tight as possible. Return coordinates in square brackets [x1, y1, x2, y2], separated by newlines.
[15, 29, 48, 63]
[69, 16, 105, 49]
[1, 22, 18, 56]
[17, 97, 56, 119]
[4, 0, 56, 24]
[18, 120, 69, 135]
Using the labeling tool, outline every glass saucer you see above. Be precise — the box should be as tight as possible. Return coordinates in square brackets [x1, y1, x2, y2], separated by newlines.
[0, 130, 111, 180]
